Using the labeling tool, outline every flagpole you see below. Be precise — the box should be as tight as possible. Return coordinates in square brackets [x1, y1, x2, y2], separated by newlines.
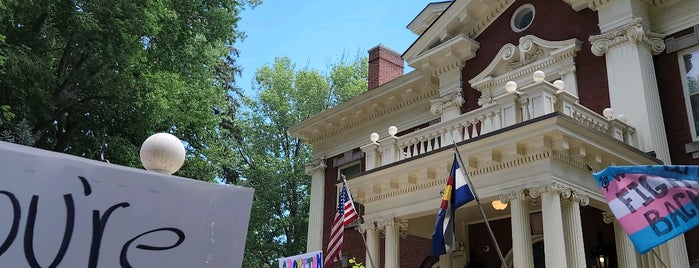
[651, 248, 669, 268]
[452, 142, 507, 268]
[342, 175, 377, 268]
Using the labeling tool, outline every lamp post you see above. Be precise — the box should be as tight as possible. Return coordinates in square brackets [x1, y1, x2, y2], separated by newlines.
[139, 133, 186, 175]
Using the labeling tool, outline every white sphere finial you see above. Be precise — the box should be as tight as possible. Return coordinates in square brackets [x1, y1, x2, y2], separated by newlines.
[603, 108, 614, 119]
[533, 70, 546, 83]
[617, 114, 627, 123]
[553, 80, 565, 90]
[388, 126, 398, 137]
[370, 132, 380, 143]
[140, 133, 186, 175]
[505, 81, 518, 93]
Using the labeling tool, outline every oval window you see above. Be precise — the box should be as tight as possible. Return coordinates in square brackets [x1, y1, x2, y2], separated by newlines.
[511, 4, 535, 32]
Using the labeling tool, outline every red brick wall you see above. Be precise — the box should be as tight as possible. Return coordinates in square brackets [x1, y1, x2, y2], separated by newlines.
[461, 0, 608, 114]
[655, 28, 699, 166]
[654, 26, 699, 263]
[368, 45, 404, 90]
[323, 154, 434, 268]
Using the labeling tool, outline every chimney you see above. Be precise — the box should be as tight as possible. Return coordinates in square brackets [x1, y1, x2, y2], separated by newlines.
[368, 45, 404, 90]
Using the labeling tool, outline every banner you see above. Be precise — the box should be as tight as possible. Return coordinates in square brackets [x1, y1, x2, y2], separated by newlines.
[0, 141, 254, 267]
[592, 165, 699, 253]
[278, 250, 322, 268]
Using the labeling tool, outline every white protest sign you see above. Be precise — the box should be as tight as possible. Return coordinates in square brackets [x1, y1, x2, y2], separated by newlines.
[0, 141, 254, 267]
[278, 250, 322, 268]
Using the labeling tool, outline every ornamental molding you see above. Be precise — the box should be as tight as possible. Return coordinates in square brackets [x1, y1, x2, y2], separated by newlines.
[528, 183, 572, 199]
[570, 190, 590, 206]
[304, 157, 326, 175]
[527, 182, 590, 207]
[499, 190, 527, 204]
[602, 211, 615, 224]
[376, 218, 409, 238]
[468, 35, 581, 94]
[430, 91, 465, 115]
[305, 87, 439, 145]
[566, 0, 679, 11]
[589, 18, 665, 57]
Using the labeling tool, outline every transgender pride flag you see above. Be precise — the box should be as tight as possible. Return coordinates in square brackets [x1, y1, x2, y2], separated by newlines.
[592, 165, 699, 253]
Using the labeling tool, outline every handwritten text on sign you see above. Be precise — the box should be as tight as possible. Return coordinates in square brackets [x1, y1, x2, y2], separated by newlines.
[595, 165, 699, 253]
[0, 141, 254, 267]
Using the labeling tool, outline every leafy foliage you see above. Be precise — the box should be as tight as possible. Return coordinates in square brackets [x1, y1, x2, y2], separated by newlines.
[0, 0, 257, 180]
[223, 56, 367, 267]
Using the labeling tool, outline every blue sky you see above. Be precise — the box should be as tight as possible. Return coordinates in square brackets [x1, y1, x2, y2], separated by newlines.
[234, 1, 429, 91]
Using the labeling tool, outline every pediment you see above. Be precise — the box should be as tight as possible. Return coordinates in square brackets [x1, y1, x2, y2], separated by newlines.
[403, 0, 516, 70]
[468, 35, 581, 93]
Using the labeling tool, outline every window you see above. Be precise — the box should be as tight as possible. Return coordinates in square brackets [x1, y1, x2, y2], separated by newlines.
[338, 161, 361, 180]
[680, 46, 699, 140]
[510, 4, 535, 33]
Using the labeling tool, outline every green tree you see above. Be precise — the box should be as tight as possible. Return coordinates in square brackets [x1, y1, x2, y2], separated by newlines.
[224, 55, 367, 267]
[0, 0, 259, 180]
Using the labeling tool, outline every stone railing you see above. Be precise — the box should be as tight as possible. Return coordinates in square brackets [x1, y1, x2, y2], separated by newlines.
[361, 75, 636, 170]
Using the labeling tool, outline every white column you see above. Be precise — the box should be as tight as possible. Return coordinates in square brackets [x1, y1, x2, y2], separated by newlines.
[378, 218, 407, 268]
[362, 222, 381, 268]
[590, 18, 670, 163]
[502, 190, 533, 268]
[603, 212, 640, 268]
[361, 143, 380, 171]
[305, 158, 326, 252]
[439, 254, 453, 268]
[562, 191, 589, 268]
[666, 235, 690, 268]
[530, 184, 568, 268]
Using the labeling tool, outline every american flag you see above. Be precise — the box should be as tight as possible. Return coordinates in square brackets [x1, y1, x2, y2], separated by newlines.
[324, 181, 358, 266]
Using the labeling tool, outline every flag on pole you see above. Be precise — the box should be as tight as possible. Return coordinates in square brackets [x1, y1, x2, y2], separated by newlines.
[592, 165, 699, 253]
[431, 154, 476, 256]
[325, 181, 359, 266]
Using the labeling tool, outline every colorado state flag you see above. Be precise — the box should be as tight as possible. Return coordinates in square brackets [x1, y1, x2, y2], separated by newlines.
[431, 154, 475, 256]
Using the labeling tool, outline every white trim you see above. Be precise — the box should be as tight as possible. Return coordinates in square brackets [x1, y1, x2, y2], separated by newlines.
[678, 45, 699, 141]
[510, 4, 535, 33]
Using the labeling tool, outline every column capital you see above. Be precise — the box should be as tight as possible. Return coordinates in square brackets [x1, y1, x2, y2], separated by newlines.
[359, 221, 378, 233]
[570, 190, 590, 206]
[430, 91, 464, 115]
[602, 211, 616, 224]
[589, 18, 665, 57]
[499, 189, 527, 204]
[528, 183, 572, 199]
[377, 218, 409, 238]
[304, 157, 326, 176]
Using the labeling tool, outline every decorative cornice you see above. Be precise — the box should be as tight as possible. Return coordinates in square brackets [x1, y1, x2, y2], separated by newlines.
[589, 18, 665, 57]
[430, 91, 464, 115]
[306, 87, 439, 144]
[469, 35, 581, 93]
[304, 157, 326, 175]
[376, 218, 409, 238]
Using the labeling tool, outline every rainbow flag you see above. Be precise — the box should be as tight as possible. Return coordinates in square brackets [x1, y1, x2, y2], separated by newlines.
[592, 165, 699, 253]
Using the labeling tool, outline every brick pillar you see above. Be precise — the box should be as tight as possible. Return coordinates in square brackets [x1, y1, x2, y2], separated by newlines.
[368, 45, 404, 90]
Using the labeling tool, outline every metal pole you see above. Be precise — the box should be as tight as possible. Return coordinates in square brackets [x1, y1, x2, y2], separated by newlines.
[342, 175, 377, 268]
[452, 143, 507, 268]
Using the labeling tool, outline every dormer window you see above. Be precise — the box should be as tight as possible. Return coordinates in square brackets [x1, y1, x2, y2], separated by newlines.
[511, 4, 535, 33]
